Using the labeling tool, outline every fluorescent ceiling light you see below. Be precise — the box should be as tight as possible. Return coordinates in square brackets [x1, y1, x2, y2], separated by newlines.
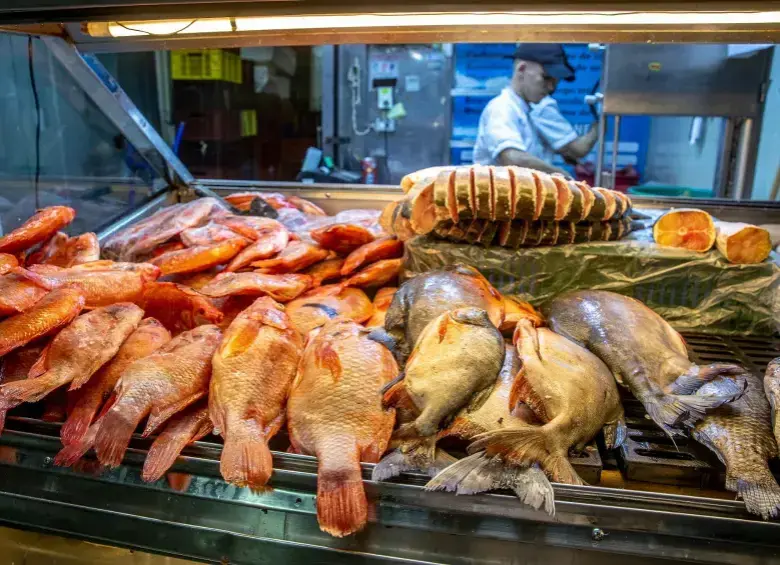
[98, 11, 780, 37]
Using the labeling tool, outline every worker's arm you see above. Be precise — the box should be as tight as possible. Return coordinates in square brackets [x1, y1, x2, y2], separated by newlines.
[558, 122, 599, 161]
[497, 148, 570, 177]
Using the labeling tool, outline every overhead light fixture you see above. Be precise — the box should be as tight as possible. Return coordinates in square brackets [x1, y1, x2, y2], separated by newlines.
[87, 11, 780, 38]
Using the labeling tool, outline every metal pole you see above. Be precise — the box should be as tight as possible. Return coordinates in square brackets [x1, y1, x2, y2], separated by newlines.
[714, 118, 736, 198]
[595, 112, 607, 186]
[732, 118, 754, 201]
[610, 115, 621, 189]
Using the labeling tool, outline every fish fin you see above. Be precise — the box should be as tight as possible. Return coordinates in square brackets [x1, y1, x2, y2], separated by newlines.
[367, 327, 405, 362]
[649, 376, 747, 431]
[217, 420, 273, 490]
[142, 416, 213, 484]
[508, 367, 549, 423]
[602, 415, 628, 450]
[425, 452, 555, 515]
[371, 441, 452, 481]
[468, 423, 585, 485]
[54, 419, 100, 467]
[61, 399, 100, 446]
[0, 409, 8, 436]
[144, 392, 204, 437]
[94, 400, 147, 468]
[316, 446, 368, 537]
[667, 363, 747, 395]
[28, 341, 52, 378]
[381, 373, 408, 407]
[466, 383, 496, 414]
[0, 369, 69, 403]
[9, 267, 57, 290]
[735, 474, 780, 520]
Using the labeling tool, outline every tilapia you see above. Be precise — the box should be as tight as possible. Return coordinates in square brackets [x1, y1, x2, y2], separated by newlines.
[0, 271, 49, 317]
[693, 372, 780, 519]
[366, 287, 396, 328]
[547, 290, 746, 435]
[304, 258, 345, 287]
[373, 264, 504, 362]
[54, 325, 222, 468]
[151, 238, 248, 275]
[225, 228, 289, 272]
[0, 303, 144, 403]
[287, 319, 398, 537]
[469, 321, 625, 485]
[425, 345, 554, 514]
[285, 286, 373, 335]
[199, 272, 312, 302]
[0, 288, 85, 357]
[374, 308, 504, 480]
[27, 232, 99, 267]
[61, 318, 171, 445]
[210, 297, 303, 489]
[341, 237, 404, 276]
[288, 195, 326, 216]
[0, 342, 47, 434]
[137, 282, 223, 335]
[214, 215, 285, 242]
[0, 206, 76, 254]
[251, 242, 329, 274]
[180, 222, 246, 247]
[310, 224, 375, 255]
[0, 253, 19, 275]
[340, 258, 402, 290]
[765, 358, 780, 448]
[142, 401, 212, 483]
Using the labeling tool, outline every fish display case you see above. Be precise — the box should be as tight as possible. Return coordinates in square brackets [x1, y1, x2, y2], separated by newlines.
[0, 3, 779, 564]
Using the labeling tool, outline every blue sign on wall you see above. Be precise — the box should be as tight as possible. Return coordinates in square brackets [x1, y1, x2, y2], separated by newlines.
[451, 44, 650, 180]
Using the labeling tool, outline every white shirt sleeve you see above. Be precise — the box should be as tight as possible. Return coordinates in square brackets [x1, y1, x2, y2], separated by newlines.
[478, 98, 529, 161]
[530, 97, 578, 151]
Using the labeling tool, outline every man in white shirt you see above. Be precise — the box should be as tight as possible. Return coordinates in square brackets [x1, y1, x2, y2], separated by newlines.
[472, 44, 599, 176]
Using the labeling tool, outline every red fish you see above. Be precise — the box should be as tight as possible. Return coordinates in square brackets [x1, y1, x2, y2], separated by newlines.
[366, 287, 397, 328]
[62, 318, 171, 445]
[304, 258, 345, 287]
[151, 238, 248, 276]
[200, 272, 312, 302]
[310, 224, 375, 255]
[137, 282, 224, 335]
[0, 288, 85, 357]
[0, 254, 19, 276]
[0, 206, 76, 254]
[341, 258, 402, 289]
[289, 196, 326, 216]
[0, 271, 49, 317]
[285, 286, 373, 335]
[251, 242, 329, 274]
[54, 325, 222, 468]
[213, 216, 285, 241]
[142, 401, 212, 483]
[341, 237, 403, 276]
[0, 342, 47, 434]
[151, 241, 186, 258]
[211, 298, 303, 489]
[225, 228, 289, 272]
[180, 222, 247, 247]
[27, 232, 99, 267]
[0, 303, 144, 403]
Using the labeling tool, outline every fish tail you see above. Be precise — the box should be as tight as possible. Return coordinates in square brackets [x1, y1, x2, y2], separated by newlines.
[94, 401, 146, 468]
[668, 362, 747, 395]
[54, 419, 100, 467]
[60, 400, 99, 446]
[425, 452, 555, 515]
[218, 422, 273, 490]
[142, 432, 194, 483]
[468, 424, 585, 485]
[732, 466, 780, 520]
[316, 446, 368, 537]
[371, 440, 455, 481]
[0, 370, 68, 404]
[0, 409, 7, 436]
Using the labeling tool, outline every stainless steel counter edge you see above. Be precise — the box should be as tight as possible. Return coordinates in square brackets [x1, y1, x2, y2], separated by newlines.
[0, 425, 777, 564]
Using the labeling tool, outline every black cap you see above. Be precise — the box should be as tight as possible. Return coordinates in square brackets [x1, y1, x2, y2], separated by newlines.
[511, 44, 575, 82]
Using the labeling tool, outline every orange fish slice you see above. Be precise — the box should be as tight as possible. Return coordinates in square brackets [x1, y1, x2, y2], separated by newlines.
[0, 206, 76, 254]
[200, 272, 312, 302]
[288, 196, 326, 216]
[304, 258, 345, 287]
[138, 282, 224, 335]
[54, 324, 222, 469]
[341, 258, 402, 289]
[287, 319, 398, 537]
[0, 254, 19, 276]
[340, 237, 403, 276]
[151, 238, 248, 276]
[653, 208, 716, 252]
[0, 303, 144, 404]
[213, 215, 285, 241]
[61, 318, 171, 446]
[15, 266, 159, 308]
[142, 401, 212, 483]
[0, 271, 49, 317]
[211, 297, 303, 489]
[285, 286, 373, 335]
[310, 223, 375, 255]
[366, 287, 397, 328]
[27, 232, 99, 267]
[0, 342, 47, 434]
[0, 288, 84, 358]
[225, 229, 289, 272]
[251, 241, 329, 274]
[180, 222, 247, 247]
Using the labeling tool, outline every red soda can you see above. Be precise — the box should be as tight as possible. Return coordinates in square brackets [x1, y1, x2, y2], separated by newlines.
[361, 157, 377, 185]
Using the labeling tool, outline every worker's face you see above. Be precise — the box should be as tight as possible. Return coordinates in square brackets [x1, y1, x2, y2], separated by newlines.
[514, 60, 558, 103]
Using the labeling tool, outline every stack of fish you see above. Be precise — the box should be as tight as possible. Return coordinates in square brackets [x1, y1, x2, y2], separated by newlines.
[381, 165, 637, 247]
[0, 197, 779, 542]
